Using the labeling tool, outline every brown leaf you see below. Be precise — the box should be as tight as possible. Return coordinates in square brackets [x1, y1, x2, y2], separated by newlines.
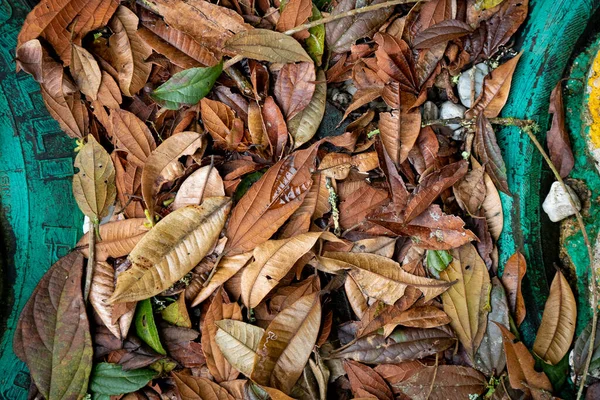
[497, 324, 553, 398]
[201, 98, 245, 150]
[70, 44, 102, 100]
[13, 252, 93, 400]
[288, 68, 327, 148]
[475, 113, 509, 194]
[108, 6, 153, 97]
[546, 82, 574, 178]
[161, 325, 206, 368]
[97, 71, 122, 109]
[344, 360, 394, 400]
[109, 197, 231, 303]
[374, 33, 419, 93]
[263, 96, 288, 159]
[17, 0, 117, 64]
[241, 232, 323, 308]
[501, 252, 527, 327]
[412, 20, 472, 49]
[173, 165, 225, 209]
[483, 0, 529, 58]
[252, 292, 321, 394]
[453, 159, 486, 216]
[533, 270, 577, 365]
[202, 288, 243, 382]
[345, 275, 369, 319]
[141, 131, 205, 219]
[339, 184, 389, 230]
[172, 371, 235, 400]
[480, 161, 504, 241]
[374, 361, 424, 386]
[439, 244, 491, 362]
[466, 53, 522, 118]
[393, 305, 452, 328]
[90, 261, 135, 340]
[395, 365, 487, 400]
[110, 109, 157, 168]
[274, 62, 316, 120]
[379, 93, 422, 165]
[191, 253, 253, 306]
[280, 173, 330, 238]
[224, 144, 319, 255]
[248, 101, 270, 155]
[225, 29, 313, 63]
[326, 0, 395, 53]
[320, 252, 452, 304]
[276, 0, 312, 38]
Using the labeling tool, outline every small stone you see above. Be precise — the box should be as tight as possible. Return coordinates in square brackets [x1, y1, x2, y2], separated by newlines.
[423, 101, 439, 121]
[439, 101, 466, 134]
[458, 63, 490, 108]
[542, 182, 581, 222]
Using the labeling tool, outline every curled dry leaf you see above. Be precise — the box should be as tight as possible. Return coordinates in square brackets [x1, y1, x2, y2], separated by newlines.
[225, 29, 313, 63]
[252, 292, 321, 394]
[17, 0, 118, 64]
[172, 371, 235, 400]
[71, 44, 102, 100]
[439, 244, 490, 362]
[77, 218, 148, 261]
[344, 360, 394, 400]
[241, 232, 323, 308]
[13, 252, 93, 400]
[280, 172, 330, 238]
[215, 319, 265, 377]
[191, 253, 253, 306]
[501, 251, 527, 327]
[533, 270, 577, 365]
[202, 288, 243, 382]
[319, 252, 453, 304]
[90, 261, 135, 340]
[274, 62, 317, 120]
[109, 197, 231, 303]
[73, 135, 116, 220]
[173, 165, 225, 209]
[466, 52, 522, 118]
[497, 324, 553, 398]
[141, 131, 205, 219]
[201, 98, 245, 150]
[395, 365, 487, 400]
[110, 109, 157, 168]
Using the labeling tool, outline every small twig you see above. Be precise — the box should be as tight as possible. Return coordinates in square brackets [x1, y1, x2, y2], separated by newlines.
[223, 55, 244, 70]
[284, 0, 423, 35]
[422, 117, 536, 129]
[224, 64, 254, 96]
[83, 218, 97, 302]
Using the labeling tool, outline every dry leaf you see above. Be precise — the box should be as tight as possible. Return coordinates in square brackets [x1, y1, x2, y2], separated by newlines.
[71, 44, 102, 100]
[379, 97, 422, 165]
[225, 29, 313, 63]
[172, 371, 235, 400]
[173, 165, 225, 209]
[191, 253, 253, 306]
[481, 166, 504, 241]
[395, 365, 487, 400]
[501, 252, 527, 327]
[533, 270, 577, 365]
[546, 81, 574, 178]
[475, 114, 509, 194]
[344, 360, 394, 400]
[274, 62, 317, 120]
[77, 218, 148, 261]
[276, 0, 312, 38]
[483, 0, 529, 58]
[109, 197, 231, 303]
[110, 109, 157, 168]
[215, 319, 265, 377]
[439, 244, 490, 362]
[201, 98, 245, 150]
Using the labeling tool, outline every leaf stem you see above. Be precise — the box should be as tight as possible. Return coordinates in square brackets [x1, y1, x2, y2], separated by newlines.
[284, 0, 423, 36]
[83, 218, 97, 302]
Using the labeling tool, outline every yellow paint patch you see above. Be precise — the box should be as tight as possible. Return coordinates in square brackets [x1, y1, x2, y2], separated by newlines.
[588, 50, 600, 149]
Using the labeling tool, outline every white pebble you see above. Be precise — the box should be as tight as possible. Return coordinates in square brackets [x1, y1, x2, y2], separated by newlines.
[458, 63, 489, 108]
[542, 182, 581, 222]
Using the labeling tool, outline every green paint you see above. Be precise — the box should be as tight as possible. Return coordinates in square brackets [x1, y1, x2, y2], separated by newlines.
[0, 2, 84, 398]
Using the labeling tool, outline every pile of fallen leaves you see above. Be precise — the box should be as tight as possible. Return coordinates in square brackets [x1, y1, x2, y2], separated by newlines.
[12, 0, 593, 398]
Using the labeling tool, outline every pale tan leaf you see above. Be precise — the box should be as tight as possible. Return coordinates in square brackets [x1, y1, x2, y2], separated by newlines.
[321, 252, 452, 304]
[215, 319, 265, 377]
[345, 275, 369, 319]
[440, 244, 491, 361]
[501, 252, 527, 327]
[173, 165, 225, 210]
[97, 71, 122, 109]
[241, 232, 323, 308]
[289, 69, 327, 148]
[481, 161, 503, 241]
[109, 197, 231, 303]
[73, 136, 116, 220]
[89, 261, 134, 339]
[252, 292, 322, 394]
[533, 270, 577, 365]
[172, 371, 235, 400]
[453, 159, 486, 215]
[191, 253, 253, 307]
[352, 237, 396, 258]
[247, 101, 270, 154]
[142, 131, 205, 219]
[225, 29, 313, 63]
[70, 44, 101, 100]
[110, 109, 157, 168]
[202, 288, 242, 382]
[318, 153, 353, 181]
[77, 218, 148, 261]
[108, 6, 152, 97]
[274, 62, 316, 120]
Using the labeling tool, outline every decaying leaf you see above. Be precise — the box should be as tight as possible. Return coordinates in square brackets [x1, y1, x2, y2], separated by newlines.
[109, 197, 231, 303]
[546, 81, 574, 178]
[501, 251, 527, 327]
[71, 44, 102, 100]
[274, 62, 316, 120]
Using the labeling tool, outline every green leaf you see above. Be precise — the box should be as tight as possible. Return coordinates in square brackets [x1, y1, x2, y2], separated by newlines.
[233, 170, 266, 202]
[152, 62, 223, 109]
[135, 299, 167, 355]
[90, 363, 156, 396]
[306, 5, 325, 66]
[426, 250, 453, 278]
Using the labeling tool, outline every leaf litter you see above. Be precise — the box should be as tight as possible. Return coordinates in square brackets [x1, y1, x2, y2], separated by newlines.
[12, 0, 588, 398]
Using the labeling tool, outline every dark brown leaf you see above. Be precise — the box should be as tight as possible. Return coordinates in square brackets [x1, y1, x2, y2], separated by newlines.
[412, 20, 472, 50]
[274, 62, 316, 120]
[546, 82, 574, 178]
[475, 113, 509, 194]
[501, 252, 527, 326]
[483, 0, 529, 58]
[395, 365, 487, 400]
[344, 360, 394, 400]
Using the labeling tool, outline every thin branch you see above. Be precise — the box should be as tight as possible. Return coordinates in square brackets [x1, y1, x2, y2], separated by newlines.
[422, 117, 536, 129]
[83, 219, 97, 302]
[284, 0, 423, 35]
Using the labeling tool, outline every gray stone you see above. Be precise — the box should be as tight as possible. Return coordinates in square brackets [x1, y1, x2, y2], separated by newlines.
[439, 101, 466, 135]
[542, 181, 581, 222]
[458, 63, 490, 108]
[423, 101, 439, 121]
